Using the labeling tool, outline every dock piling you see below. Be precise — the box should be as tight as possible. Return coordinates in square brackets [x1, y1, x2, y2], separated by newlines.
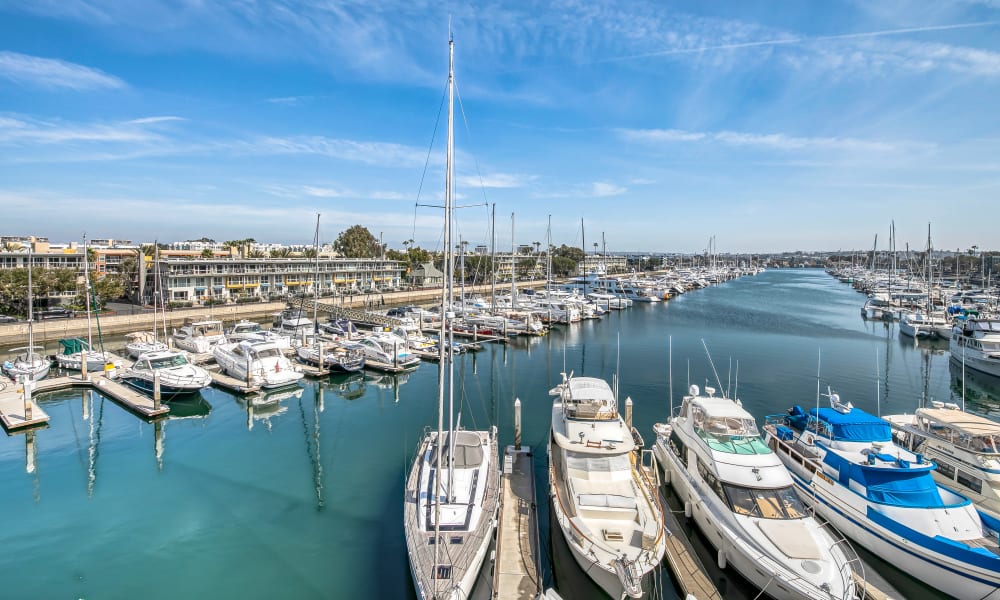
[625, 396, 633, 430]
[22, 376, 33, 421]
[514, 398, 522, 451]
[81, 356, 88, 381]
[153, 371, 161, 410]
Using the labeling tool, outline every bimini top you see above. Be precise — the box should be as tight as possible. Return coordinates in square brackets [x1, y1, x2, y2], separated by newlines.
[789, 405, 891, 442]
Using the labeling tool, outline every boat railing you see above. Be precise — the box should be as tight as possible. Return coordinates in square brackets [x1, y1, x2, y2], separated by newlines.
[818, 519, 866, 600]
[634, 448, 666, 555]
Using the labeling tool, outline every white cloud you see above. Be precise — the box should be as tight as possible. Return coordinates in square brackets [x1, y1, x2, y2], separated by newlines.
[591, 182, 626, 197]
[246, 136, 434, 168]
[0, 115, 165, 145]
[457, 173, 536, 188]
[0, 51, 125, 90]
[618, 127, 920, 153]
[126, 116, 186, 125]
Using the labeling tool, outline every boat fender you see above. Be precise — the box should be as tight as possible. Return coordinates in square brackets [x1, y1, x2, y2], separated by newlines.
[662, 467, 671, 485]
[717, 549, 727, 570]
[684, 501, 692, 518]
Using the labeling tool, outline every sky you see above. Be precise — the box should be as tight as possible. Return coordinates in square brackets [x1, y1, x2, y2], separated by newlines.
[1, 0, 999, 254]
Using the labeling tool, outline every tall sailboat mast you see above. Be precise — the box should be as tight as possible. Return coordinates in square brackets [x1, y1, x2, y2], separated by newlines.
[83, 233, 93, 348]
[431, 34, 456, 594]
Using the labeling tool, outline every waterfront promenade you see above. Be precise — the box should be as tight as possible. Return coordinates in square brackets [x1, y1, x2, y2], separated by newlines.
[0, 281, 542, 346]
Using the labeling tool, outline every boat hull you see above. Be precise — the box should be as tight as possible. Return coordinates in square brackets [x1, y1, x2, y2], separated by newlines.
[120, 375, 205, 400]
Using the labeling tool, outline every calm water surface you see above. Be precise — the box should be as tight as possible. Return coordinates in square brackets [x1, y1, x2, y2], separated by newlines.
[2, 269, 996, 599]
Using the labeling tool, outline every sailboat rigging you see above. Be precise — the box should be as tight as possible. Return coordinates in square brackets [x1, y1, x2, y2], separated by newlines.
[403, 34, 500, 600]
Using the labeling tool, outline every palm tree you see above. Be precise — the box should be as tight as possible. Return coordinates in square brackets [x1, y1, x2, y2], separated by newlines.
[200, 248, 214, 258]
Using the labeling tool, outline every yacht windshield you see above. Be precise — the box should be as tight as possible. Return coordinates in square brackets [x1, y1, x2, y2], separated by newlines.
[255, 348, 281, 359]
[723, 484, 808, 520]
[149, 355, 189, 369]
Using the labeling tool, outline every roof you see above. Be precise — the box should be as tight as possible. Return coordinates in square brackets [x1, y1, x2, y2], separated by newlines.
[565, 377, 615, 404]
[917, 407, 1000, 436]
[690, 395, 752, 419]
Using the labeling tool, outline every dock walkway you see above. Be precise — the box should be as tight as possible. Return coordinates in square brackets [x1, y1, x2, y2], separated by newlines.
[0, 374, 168, 432]
[493, 445, 542, 600]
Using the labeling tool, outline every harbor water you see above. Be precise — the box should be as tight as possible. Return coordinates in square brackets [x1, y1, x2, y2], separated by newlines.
[2, 268, 996, 599]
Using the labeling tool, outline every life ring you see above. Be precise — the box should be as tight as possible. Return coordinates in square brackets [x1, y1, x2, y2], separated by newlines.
[804, 433, 815, 445]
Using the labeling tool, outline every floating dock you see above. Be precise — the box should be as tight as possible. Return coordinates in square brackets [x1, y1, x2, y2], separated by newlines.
[208, 371, 261, 395]
[0, 374, 169, 430]
[641, 459, 723, 600]
[0, 381, 50, 431]
[493, 444, 543, 600]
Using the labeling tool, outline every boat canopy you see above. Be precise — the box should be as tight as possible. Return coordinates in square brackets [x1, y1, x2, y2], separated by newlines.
[790, 405, 891, 442]
[822, 451, 943, 507]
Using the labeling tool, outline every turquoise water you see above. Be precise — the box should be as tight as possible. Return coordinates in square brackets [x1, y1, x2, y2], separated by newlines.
[1, 269, 994, 599]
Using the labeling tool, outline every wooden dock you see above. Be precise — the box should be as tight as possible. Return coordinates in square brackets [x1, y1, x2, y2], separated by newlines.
[208, 371, 260, 394]
[294, 362, 329, 377]
[492, 445, 543, 600]
[0, 380, 50, 431]
[645, 462, 722, 600]
[0, 374, 168, 432]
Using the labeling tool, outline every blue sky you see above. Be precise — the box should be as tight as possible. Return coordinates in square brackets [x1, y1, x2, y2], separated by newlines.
[1, 1, 998, 254]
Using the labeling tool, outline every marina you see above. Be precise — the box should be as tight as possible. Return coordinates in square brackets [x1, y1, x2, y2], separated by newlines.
[1, 268, 998, 598]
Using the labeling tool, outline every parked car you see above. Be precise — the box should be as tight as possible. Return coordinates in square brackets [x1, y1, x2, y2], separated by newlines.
[0, 315, 17, 324]
[37, 307, 75, 319]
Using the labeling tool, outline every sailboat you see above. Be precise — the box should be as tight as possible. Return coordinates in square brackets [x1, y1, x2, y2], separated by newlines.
[124, 246, 169, 359]
[3, 246, 51, 382]
[403, 35, 500, 600]
[56, 235, 123, 371]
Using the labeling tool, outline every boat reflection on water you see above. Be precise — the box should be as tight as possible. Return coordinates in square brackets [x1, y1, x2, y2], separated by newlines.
[329, 372, 366, 401]
[951, 359, 1000, 416]
[238, 386, 304, 431]
[155, 395, 212, 470]
[364, 371, 410, 403]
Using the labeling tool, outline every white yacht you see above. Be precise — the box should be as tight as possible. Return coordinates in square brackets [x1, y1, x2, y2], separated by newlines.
[227, 320, 290, 349]
[355, 331, 420, 370]
[172, 318, 226, 354]
[950, 317, 1000, 377]
[886, 402, 1000, 519]
[548, 374, 666, 599]
[899, 310, 951, 340]
[653, 386, 857, 600]
[213, 339, 302, 389]
[763, 391, 1000, 600]
[120, 350, 212, 399]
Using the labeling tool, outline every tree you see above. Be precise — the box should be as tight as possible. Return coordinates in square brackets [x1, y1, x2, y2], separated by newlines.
[301, 247, 317, 259]
[88, 274, 125, 309]
[333, 225, 381, 258]
[551, 256, 578, 277]
[200, 249, 215, 258]
[270, 248, 292, 258]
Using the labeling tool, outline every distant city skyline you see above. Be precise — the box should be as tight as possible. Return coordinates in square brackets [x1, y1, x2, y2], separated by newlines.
[2, 1, 999, 254]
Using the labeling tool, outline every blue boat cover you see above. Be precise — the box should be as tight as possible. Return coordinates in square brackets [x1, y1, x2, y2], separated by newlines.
[812, 407, 891, 442]
[822, 450, 943, 507]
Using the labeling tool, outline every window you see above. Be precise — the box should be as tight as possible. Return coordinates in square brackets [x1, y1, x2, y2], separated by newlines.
[669, 430, 687, 468]
[696, 458, 726, 504]
[722, 484, 809, 519]
[957, 470, 983, 494]
[936, 460, 956, 480]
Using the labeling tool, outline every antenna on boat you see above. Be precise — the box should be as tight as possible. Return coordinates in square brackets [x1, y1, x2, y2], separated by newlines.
[700, 339, 726, 398]
[962, 343, 967, 412]
[875, 347, 881, 417]
[815, 348, 821, 434]
[726, 356, 732, 398]
[668, 335, 673, 417]
[734, 359, 739, 404]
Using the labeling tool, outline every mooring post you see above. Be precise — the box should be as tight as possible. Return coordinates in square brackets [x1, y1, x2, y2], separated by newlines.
[393, 340, 399, 369]
[625, 396, 633, 430]
[81, 353, 88, 381]
[153, 370, 162, 410]
[318, 339, 324, 372]
[514, 397, 522, 451]
[246, 353, 253, 389]
[22, 375, 32, 421]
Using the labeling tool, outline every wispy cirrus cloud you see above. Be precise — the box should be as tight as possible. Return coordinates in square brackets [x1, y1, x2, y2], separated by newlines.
[617, 127, 926, 153]
[532, 180, 627, 199]
[0, 51, 125, 90]
[456, 173, 536, 188]
[0, 114, 169, 145]
[244, 136, 433, 168]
